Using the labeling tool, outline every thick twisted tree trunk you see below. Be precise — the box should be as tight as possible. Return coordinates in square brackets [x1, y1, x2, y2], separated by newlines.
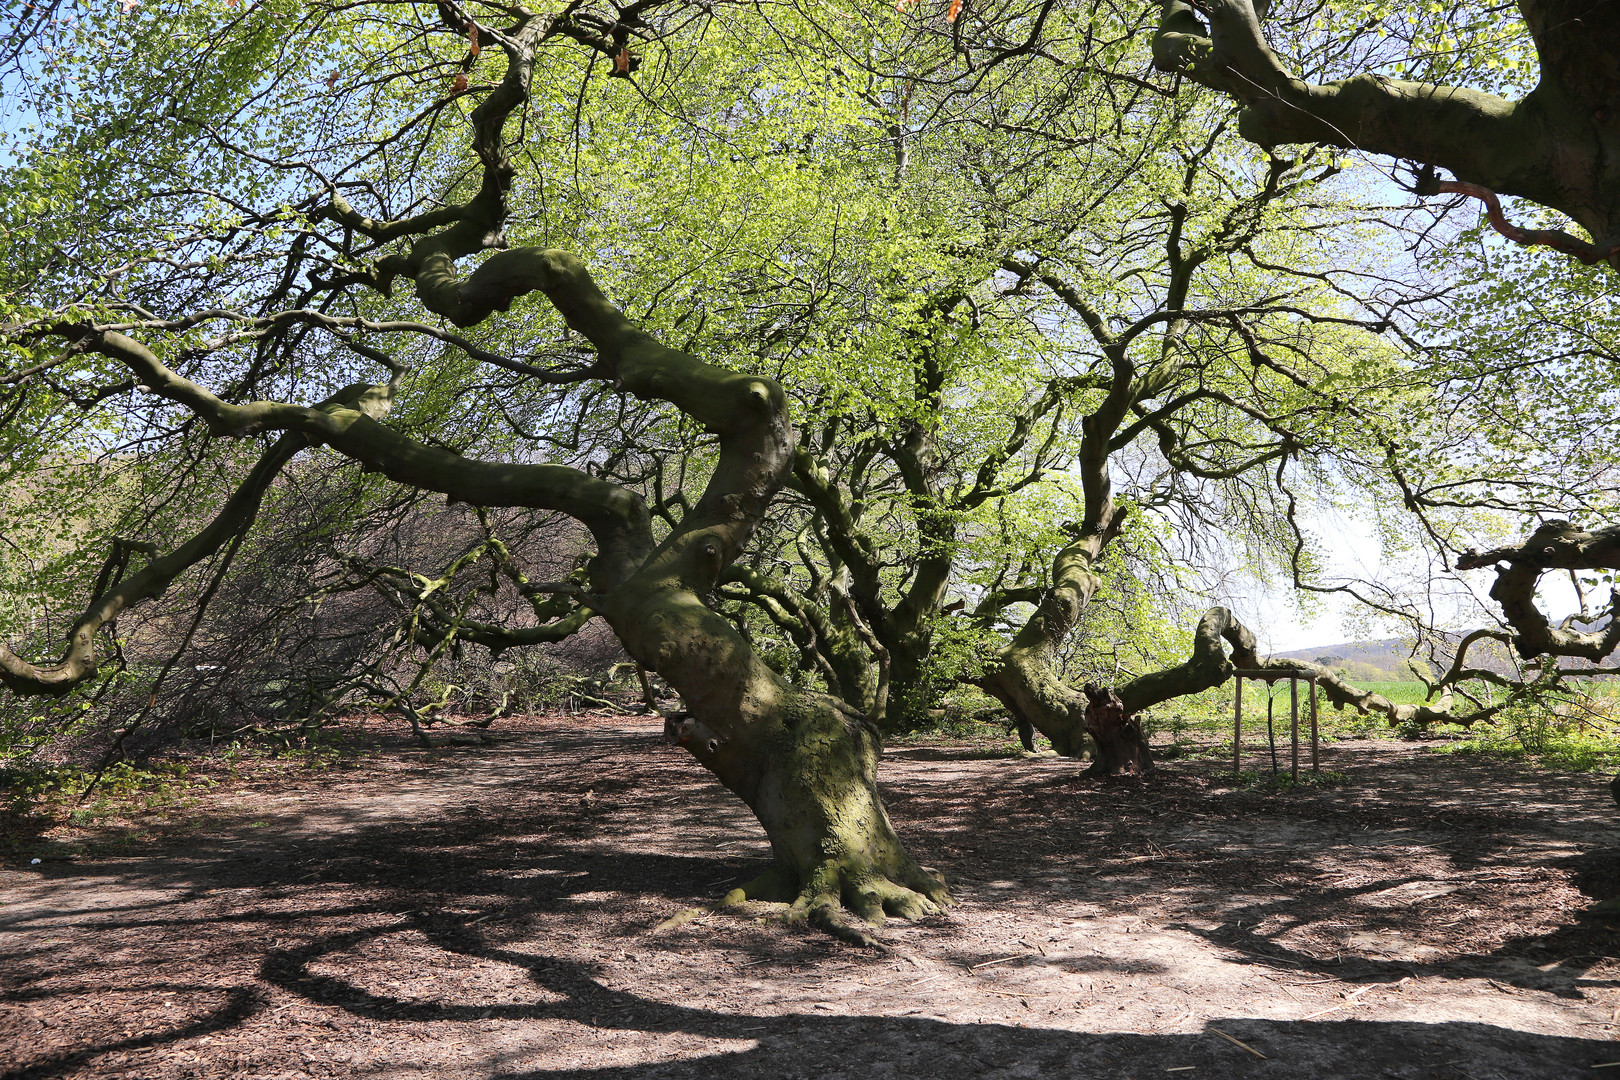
[661, 663, 948, 937]
[976, 534, 1114, 760]
[456, 252, 952, 937]
[2, 250, 949, 940]
[1081, 683, 1152, 777]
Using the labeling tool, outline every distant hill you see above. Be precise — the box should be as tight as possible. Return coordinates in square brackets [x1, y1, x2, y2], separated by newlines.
[1275, 625, 1614, 682]
[1273, 638, 1417, 683]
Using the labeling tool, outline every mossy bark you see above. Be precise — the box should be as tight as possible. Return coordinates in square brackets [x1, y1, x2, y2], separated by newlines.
[12, 249, 953, 939]
[1154, 0, 1620, 254]
[976, 529, 1128, 763]
[526, 248, 953, 938]
[606, 578, 948, 942]
[978, 640, 1093, 758]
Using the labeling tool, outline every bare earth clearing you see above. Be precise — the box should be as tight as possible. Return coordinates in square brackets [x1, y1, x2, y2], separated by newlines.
[5, 716, 1620, 1079]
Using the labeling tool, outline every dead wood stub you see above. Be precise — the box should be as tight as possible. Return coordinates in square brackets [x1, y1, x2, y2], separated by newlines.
[1082, 682, 1154, 778]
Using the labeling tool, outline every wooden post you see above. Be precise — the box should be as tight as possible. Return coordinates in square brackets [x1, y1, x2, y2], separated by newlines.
[1289, 674, 1300, 781]
[1233, 675, 1243, 773]
[1309, 676, 1319, 771]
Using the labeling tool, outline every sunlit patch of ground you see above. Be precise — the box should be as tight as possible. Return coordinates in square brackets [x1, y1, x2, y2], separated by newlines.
[4, 719, 1619, 1078]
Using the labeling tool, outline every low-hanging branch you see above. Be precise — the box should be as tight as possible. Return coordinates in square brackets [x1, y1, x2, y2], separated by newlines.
[1117, 606, 1513, 729]
[352, 554, 596, 658]
[0, 430, 306, 696]
[68, 325, 655, 592]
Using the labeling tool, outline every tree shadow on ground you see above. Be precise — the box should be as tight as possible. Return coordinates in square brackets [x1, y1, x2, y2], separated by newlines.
[5, 723, 1620, 1078]
[884, 746, 1028, 762]
[9, 907, 1617, 1080]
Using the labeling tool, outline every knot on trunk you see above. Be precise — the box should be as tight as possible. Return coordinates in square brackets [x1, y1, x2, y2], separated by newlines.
[663, 710, 724, 755]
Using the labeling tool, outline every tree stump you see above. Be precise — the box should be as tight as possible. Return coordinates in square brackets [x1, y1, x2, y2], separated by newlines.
[1082, 682, 1154, 777]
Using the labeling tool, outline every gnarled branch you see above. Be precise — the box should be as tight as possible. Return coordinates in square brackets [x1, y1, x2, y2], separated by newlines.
[0, 432, 307, 696]
[1457, 521, 1620, 661]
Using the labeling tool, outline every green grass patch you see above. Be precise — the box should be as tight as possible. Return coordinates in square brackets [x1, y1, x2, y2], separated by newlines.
[1432, 679, 1620, 771]
[1347, 681, 1431, 705]
[1441, 706, 1620, 773]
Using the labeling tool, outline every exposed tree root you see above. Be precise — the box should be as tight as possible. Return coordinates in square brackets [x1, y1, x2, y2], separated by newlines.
[720, 859, 950, 947]
[721, 866, 798, 907]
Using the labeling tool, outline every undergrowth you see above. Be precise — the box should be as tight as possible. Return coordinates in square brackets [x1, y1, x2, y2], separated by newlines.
[0, 760, 209, 818]
[0, 737, 347, 829]
[1441, 699, 1620, 773]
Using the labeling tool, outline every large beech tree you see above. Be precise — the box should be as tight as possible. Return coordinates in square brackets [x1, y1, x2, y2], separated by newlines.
[0, 0, 1398, 938]
[0, 0, 996, 939]
[5, 0, 1613, 943]
[728, 102, 1398, 757]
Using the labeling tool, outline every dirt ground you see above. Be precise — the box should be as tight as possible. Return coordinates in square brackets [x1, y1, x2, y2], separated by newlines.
[5, 716, 1620, 1079]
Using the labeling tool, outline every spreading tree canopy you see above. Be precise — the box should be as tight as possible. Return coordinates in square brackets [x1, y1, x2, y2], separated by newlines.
[2, 0, 1616, 938]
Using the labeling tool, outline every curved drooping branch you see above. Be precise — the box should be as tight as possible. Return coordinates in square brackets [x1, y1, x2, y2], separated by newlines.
[349, 549, 597, 658]
[69, 327, 655, 592]
[1457, 520, 1620, 661]
[1152, 0, 1620, 247]
[0, 344, 645, 698]
[1224, 653, 1493, 728]
[0, 431, 307, 696]
[1414, 627, 1519, 694]
[311, 6, 655, 326]
[1115, 607, 1509, 736]
[1117, 605, 1256, 714]
[1151, 1, 1519, 165]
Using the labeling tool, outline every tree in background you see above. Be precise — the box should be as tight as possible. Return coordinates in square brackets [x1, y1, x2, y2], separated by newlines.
[658, 9, 1450, 768]
[1152, 0, 1620, 736]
